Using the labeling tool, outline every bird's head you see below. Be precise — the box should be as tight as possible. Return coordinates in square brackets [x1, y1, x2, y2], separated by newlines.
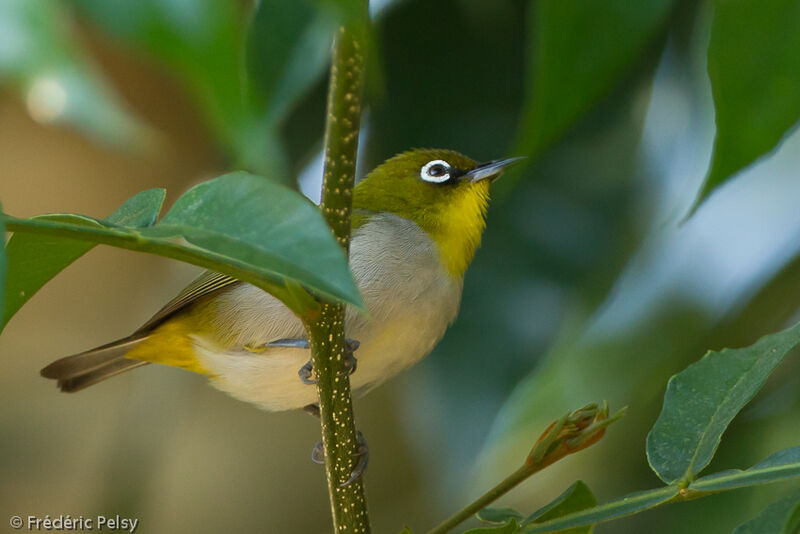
[353, 148, 522, 277]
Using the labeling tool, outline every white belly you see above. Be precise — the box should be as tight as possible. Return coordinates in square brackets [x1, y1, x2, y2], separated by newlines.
[193, 214, 463, 411]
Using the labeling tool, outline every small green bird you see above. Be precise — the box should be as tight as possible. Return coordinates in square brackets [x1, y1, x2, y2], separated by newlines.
[41, 149, 521, 412]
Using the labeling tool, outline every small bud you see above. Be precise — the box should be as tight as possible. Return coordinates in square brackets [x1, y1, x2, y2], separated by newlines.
[526, 401, 627, 469]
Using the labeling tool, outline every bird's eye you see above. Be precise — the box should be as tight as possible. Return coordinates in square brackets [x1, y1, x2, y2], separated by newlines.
[420, 160, 451, 183]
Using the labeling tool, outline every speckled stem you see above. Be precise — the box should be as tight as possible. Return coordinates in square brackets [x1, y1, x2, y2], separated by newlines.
[305, 6, 370, 534]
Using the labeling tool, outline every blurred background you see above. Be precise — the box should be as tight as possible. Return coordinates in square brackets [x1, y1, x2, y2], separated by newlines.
[2, 0, 800, 532]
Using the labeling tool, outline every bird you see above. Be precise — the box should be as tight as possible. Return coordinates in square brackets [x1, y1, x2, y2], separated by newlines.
[41, 149, 521, 413]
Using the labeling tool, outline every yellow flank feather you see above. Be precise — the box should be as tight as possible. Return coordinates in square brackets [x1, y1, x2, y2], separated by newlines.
[126, 301, 219, 375]
[431, 180, 490, 277]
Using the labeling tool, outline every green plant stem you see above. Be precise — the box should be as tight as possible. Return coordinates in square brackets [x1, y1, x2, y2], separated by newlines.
[427, 465, 534, 534]
[303, 5, 370, 533]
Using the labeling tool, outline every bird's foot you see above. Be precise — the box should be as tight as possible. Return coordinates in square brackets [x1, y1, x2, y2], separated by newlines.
[338, 340, 359, 378]
[270, 338, 359, 385]
[309, 431, 369, 487]
[298, 359, 317, 385]
[304, 404, 326, 464]
[311, 440, 325, 464]
[342, 431, 369, 487]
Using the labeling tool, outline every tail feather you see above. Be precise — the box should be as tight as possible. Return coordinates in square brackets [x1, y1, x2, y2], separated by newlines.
[41, 336, 150, 393]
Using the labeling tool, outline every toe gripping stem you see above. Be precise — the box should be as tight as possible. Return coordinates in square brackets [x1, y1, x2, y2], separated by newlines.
[310, 431, 369, 487]
[282, 338, 365, 484]
[265, 338, 359, 386]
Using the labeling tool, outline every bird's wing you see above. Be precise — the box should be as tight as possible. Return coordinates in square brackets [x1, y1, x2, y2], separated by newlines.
[135, 271, 240, 334]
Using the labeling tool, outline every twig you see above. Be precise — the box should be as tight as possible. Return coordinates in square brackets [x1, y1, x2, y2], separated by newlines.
[304, 4, 371, 533]
[427, 403, 626, 534]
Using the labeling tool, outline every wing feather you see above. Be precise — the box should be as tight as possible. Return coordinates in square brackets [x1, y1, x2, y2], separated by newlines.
[135, 271, 240, 333]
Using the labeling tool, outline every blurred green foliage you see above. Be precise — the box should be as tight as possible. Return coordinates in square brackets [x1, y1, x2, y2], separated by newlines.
[72, 0, 286, 176]
[246, 0, 336, 125]
[514, 0, 675, 163]
[700, 0, 800, 206]
[2, 0, 800, 532]
[0, 0, 148, 145]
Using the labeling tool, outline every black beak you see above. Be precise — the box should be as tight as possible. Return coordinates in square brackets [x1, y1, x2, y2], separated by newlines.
[464, 157, 526, 182]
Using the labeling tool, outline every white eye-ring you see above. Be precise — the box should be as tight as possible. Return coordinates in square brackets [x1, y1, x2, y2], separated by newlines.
[420, 159, 451, 183]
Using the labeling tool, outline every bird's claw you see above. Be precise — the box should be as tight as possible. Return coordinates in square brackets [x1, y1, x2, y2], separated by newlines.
[338, 349, 358, 378]
[309, 431, 369, 487]
[286, 338, 359, 385]
[340, 338, 360, 377]
[311, 440, 325, 465]
[298, 359, 317, 385]
[341, 431, 369, 487]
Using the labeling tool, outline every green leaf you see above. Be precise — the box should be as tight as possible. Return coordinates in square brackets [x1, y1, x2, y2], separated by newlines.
[2, 174, 362, 320]
[478, 508, 525, 524]
[695, 0, 800, 208]
[106, 188, 166, 227]
[1, 190, 165, 331]
[522, 486, 679, 533]
[3, 215, 100, 333]
[147, 172, 359, 306]
[246, 0, 337, 124]
[732, 491, 800, 534]
[465, 518, 521, 534]
[0, 0, 148, 146]
[689, 447, 800, 493]
[646, 320, 800, 484]
[516, 0, 674, 159]
[522, 481, 597, 533]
